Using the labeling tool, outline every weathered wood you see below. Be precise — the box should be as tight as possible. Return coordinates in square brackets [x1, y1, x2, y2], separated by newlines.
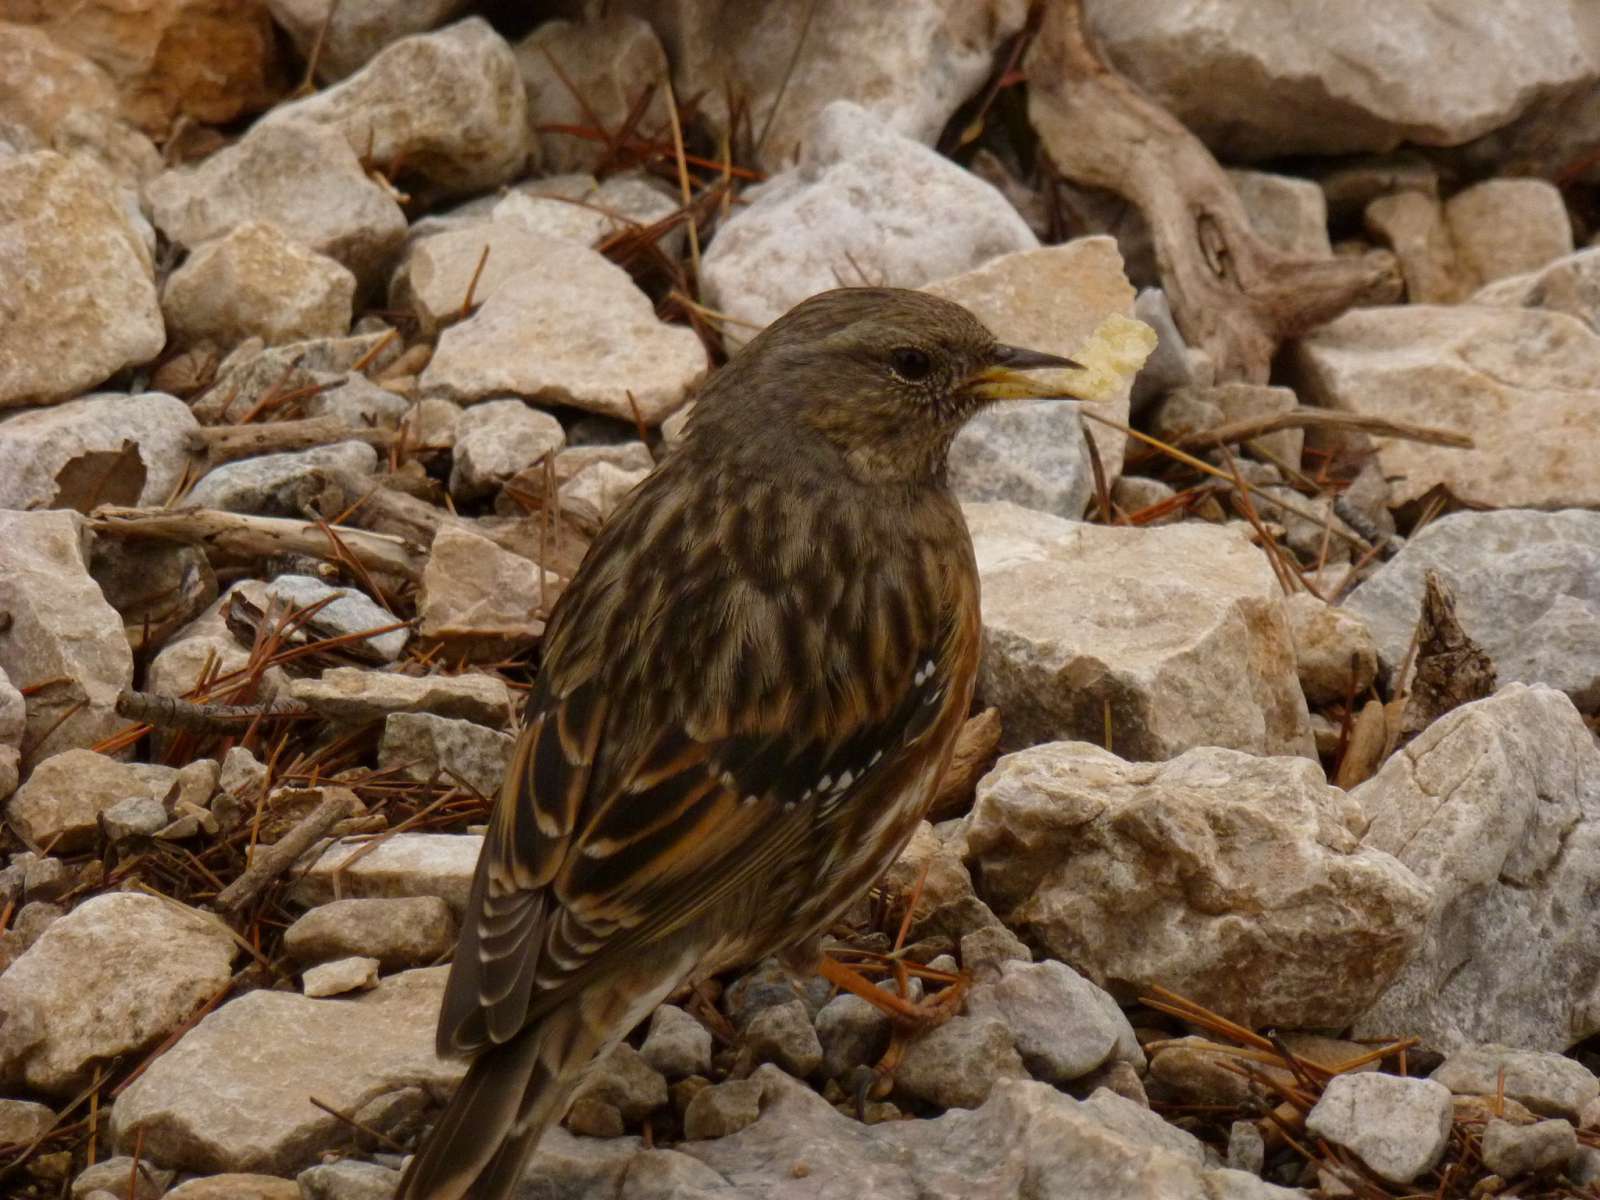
[189, 417, 397, 468]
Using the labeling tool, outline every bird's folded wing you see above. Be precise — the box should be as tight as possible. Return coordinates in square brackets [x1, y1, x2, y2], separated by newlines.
[438, 630, 955, 1055]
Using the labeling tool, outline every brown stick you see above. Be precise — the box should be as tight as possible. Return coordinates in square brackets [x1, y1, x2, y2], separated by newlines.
[1176, 408, 1474, 452]
[190, 418, 396, 469]
[927, 709, 1003, 822]
[115, 689, 312, 734]
[89, 505, 426, 581]
[1026, 0, 1401, 381]
[213, 786, 362, 914]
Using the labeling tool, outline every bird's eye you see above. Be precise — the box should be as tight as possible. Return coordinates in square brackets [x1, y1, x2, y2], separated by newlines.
[889, 347, 933, 382]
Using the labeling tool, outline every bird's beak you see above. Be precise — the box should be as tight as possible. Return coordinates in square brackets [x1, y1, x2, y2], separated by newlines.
[967, 344, 1084, 403]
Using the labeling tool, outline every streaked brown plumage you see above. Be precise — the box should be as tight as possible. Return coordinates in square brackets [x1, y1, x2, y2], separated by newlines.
[397, 287, 1075, 1199]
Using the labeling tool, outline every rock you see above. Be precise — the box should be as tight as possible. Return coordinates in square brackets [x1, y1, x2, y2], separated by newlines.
[266, 0, 472, 82]
[1086, 1, 1597, 159]
[186, 440, 377, 516]
[419, 236, 707, 424]
[1363, 189, 1467, 303]
[304, 373, 410, 430]
[0, 23, 161, 186]
[1228, 1120, 1265, 1175]
[491, 173, 682, 254]
[965, 958, 1141, 1085]
[142, 579, 263, 700]
[417, 525, 555, 655]
[570, 1044, 668, 1124]
[0, 667, 20, 800]
[9, 0, 282, 137]
[965, 502, 1314, 759]
[0, 1097, 57, 1144]
[813, 993, 891, 1081]
[1303, 1074, 1452, 1185]
[298, 956, 376, 1000]
[1129, 287, 1213, 412]
[1293, 305, 1600, 509]
[1160, 381, 1303, 470]
[744, 999, 824, 1079]
[100, 794, 170, 841]
[0, 510, 133, 766]
[377, 712, 513, 799]
[1283, 593, 1380, 707]
[161, 221, 355, 348]
[1443, 178, 1573, 288]
[145, 120, 407, 289]
[284, 896, 457, 969]
[165, 1175, 301, 1200]
[1432, 1044, 1600, 1120]
[515, 13, 671, 174]
[0, 151, 163, 406]
[258, 19, 528, 198]
[261, 575, 408, 662]
[926, 238, 1137, 497]
[7, 750, 178, 849]
[1227, 169, 1332, 259]
[0, 391, 198, 511]
[449, 398, 565, 501]
[1353, 685, 1600, 1051]
[701, 101, 1037, 342]
[683, 1077, 764, 1141]
[559, 461, 650, 530]
[390, 219, 547, 336]
[196, 330, 402, 424]
[1473, 246, 1600, 335]
[111, 966, 462, 1175]
[723, 958, 830, 1032]
[296, 1159, 401, 1200]
[639, 1005, 713, 1081]
[0, 893, 235, 1095]
[1344, 510, 1600, 712]
[1483, 1117, 1578, 1179]
[630, 1, 1027, 171]
[290, 832, 481, 916]
[892, 1016, 1025, 1111]
[72, 1156, 174, 1199]
[970, 740, 1430, 1028]
[673, 1066, 1303, 1198]
[287, 667, 512, 727]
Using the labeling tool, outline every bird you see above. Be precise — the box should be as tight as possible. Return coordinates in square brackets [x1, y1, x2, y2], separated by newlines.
[397, 286, 1077, 1199]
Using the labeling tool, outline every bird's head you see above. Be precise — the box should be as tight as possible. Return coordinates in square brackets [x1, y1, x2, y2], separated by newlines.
[698, 287, 1079, 487]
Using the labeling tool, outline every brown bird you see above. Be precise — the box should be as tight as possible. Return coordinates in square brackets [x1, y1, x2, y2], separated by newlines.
[397, 287, 1075, 1199]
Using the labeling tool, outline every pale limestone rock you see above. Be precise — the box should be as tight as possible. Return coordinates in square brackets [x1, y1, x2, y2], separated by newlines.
[265, 0, 472, 82]
[515, 14, 671, 174]
[390, 219, 548, 335]
[111, 967, 463, 1175]
[624, 0, 1027, 171]
[287, 667, 511, 727]
[257, 19, 528, 198]
[0, 893, 235, 1095]
[0, 391, 197, 512]
[1444, 177, 1573, 288]
[1293, 304, 1600, 509]
[6, 749, 177, 852]
[145, 120, 406, 288]
[1304, 1074, 1452, 1184]
[161, 221, 355, 348]
[1432, 1043, 1600, 1120]
[1354, 685, 1600, 1051]
[186, 441, 377, 516]
[165, 1174, 301, 1200]
[1227, 169, 1333, 258]
[0, 151, 162, 406]
[1472, 246, 1600, 335]
[965, 502, 1314, 759]
[449, 398, 565, 501]
[0, 666, 20, 800]
[283, 896, 457, 969]
[291, 833, 482, 916]
[559, 460, 650, 529]
[968, 740, 1431, 1029]
[0, 510, 133, 766]
[377, 711, 513, 799]
[701, 101, 1037, 344]
[1283, 593, 1379, 707]
[1482, 1117, 1579, 1179]
[1363, 190, 1470, 303]
[1344, 509, 1600, 713]
[926, 238, 1138, 492]
[420, 238, 707, 424]
[965, 959, 1142, 1085]
[302, 956, 380, 997]
[1085, 0, 1597, 159]
[417, 524, 557, 653]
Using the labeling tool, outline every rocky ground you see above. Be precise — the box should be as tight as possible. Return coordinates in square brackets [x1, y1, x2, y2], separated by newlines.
[2, 1, 1600, 1198]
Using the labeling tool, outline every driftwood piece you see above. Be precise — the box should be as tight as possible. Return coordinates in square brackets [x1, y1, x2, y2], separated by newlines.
[116, 688, 311, 733]
[213, 786, 363, 914]
[1026, 0, 1402, 381]
[928, 708, 1003, 822]
[190, 417, 397, 469]
[90, 505, 427, 581]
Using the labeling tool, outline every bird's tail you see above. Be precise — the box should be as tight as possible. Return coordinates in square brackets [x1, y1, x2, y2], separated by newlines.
[395, 1005, 597, 1200]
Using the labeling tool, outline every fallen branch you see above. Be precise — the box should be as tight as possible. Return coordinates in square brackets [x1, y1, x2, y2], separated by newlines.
[115, 689, 312, 734]
[1025, 0, 1402, 381]
[189, 417, 397, 469]
[89, 506, 427, 582]
[213, 786, 362, 915]
[1175, 408, 1474, 452]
